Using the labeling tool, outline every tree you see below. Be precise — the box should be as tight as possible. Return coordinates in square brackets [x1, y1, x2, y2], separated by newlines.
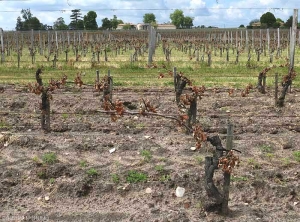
[183, 16, 193, 29]
[170, 9, 184, 28]
[260, 12, 276, 28]
[239, 24, 245, 28]
[16, 16, 23, 31]
[84, 11, 98, 30]
[70, 9, 82, 30]
[249, 19, 260, 26]
[101, 18, 112, 30]
[284, 16, 293, 28]
[16, 9, 43, 30]
[111, 15, 121, 30]
[143, 13, 156, 24]
[53, 17, 68, 30]
[21, 9, 32, 21]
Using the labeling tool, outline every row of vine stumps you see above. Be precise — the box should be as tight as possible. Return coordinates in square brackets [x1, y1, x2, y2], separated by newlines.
[26, 64, 296, 216]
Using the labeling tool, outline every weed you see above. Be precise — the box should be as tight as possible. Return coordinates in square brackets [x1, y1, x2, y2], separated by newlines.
[32, 156, 40, 163]
[265, 153, 275, 161]
[136, 123, 145, 129]
[159, 174, 171, 182]
[0, 119, 11, 129]
[62, 113, 69, 120]
[247, 158, 261, 169]
[140, 150, 152, 162]
[259, 144, 273, 153]
[79, 160, 88, 168]
[42, 152, 57, 165]
[37, 171, 47, 179]
[86, 168, 98, 177]
[111, 173, 120, 184]
[194, 155, 203, 164]
[280, 157, 291, 166]
[293, 151, 300, 162]
[231, 176, 248, 182]
[49, 178, 55, 184]
[126, 170, 148, 183]
[155, 165, 165, 172]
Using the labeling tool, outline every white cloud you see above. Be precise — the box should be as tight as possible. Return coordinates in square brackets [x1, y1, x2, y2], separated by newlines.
[0, 0, 299, 30]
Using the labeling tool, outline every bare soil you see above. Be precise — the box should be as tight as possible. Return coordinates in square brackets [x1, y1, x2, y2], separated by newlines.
[0, 85, 300, 222]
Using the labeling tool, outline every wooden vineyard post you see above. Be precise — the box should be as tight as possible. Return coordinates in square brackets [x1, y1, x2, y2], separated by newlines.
[275, 73, 278, 106]
[222, 122, 233, 215]
[30, 29, 35, 64]
[96, 70, 100, 84]
[277, 9, 298, 107]
[0, 28, 5, 63]
[52, 54, 57, 68]
[173, 67, 177, 93]
[103, 70, 113, 101]
[17, 32, 20, 68]
[35, 69, 51, 132]
[148, 26, 156, 66]
[207, 51, 212, 67]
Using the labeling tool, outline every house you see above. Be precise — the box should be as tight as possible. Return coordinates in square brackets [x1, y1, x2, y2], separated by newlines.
[116, 23, 136, 30]
[136, 23, 151, 30]
[157, 24, 176, 30]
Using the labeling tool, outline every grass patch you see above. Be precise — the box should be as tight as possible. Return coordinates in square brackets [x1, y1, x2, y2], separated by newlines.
[79, 160, 88, 168]
[111, 173, 120, 184]
[42, 152, 57, 165]
[140, 150, 152, 162]
[259, 144, 273, 153]
[293, 151, 300, 162]
[247, 158, 261, 169]
[231, 176, 248, 182]
[126, 170, 148, 183]
[86, 168, 98, 177]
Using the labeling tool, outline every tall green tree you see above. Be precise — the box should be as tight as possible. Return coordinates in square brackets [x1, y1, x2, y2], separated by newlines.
[170, 9, 184, 28]
[53, 17, 68, 30]
[84, 11, 98, 30]
[260, 12, 276, 28]
[16, 16, 23, 31]
[183, 16, 193, 29]
[70, 9, 83, 30]
[111, 15, 121, 30]
[15, 9, 43, 30]
[143, 13, 156, 24]
[101, 18, 112, 30]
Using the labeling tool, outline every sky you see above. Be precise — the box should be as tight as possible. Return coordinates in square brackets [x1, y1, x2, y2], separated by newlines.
[0, 0, 299, 30]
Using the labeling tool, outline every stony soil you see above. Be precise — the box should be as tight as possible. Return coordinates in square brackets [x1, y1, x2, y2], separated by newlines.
[0, 84, 300, 222]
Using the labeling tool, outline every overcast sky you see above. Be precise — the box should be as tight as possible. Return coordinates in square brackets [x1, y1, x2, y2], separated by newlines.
[0, 0, 298, 30]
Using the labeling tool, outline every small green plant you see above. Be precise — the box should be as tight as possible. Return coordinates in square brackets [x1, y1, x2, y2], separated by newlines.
[61, 113, 69, 120]
[37, 171, 47, 179]
[265, 153, 275, 161]
[140, 150, 152, 162]
[293, 151, 300, 162]
[87, 168, 98, 177]
[111, 173, 120, 184]
[79, 160, 88, 168]
[259, 144, 273, 153]
[247, 158, 261, 169]
[0, 119, 11, 129]
[32, 156, 40, 163]
[155, 165, 165, 172]
[136, 123, 145, 129]
[194, 155, 203, 164]
[280, 157, 291, 166]
[42, 152, 57, 165]
[231, 176, 248, 182]
[159, 174, 171, 182]
[126, 170, 148, 183]
[49, 178, 55, 184]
